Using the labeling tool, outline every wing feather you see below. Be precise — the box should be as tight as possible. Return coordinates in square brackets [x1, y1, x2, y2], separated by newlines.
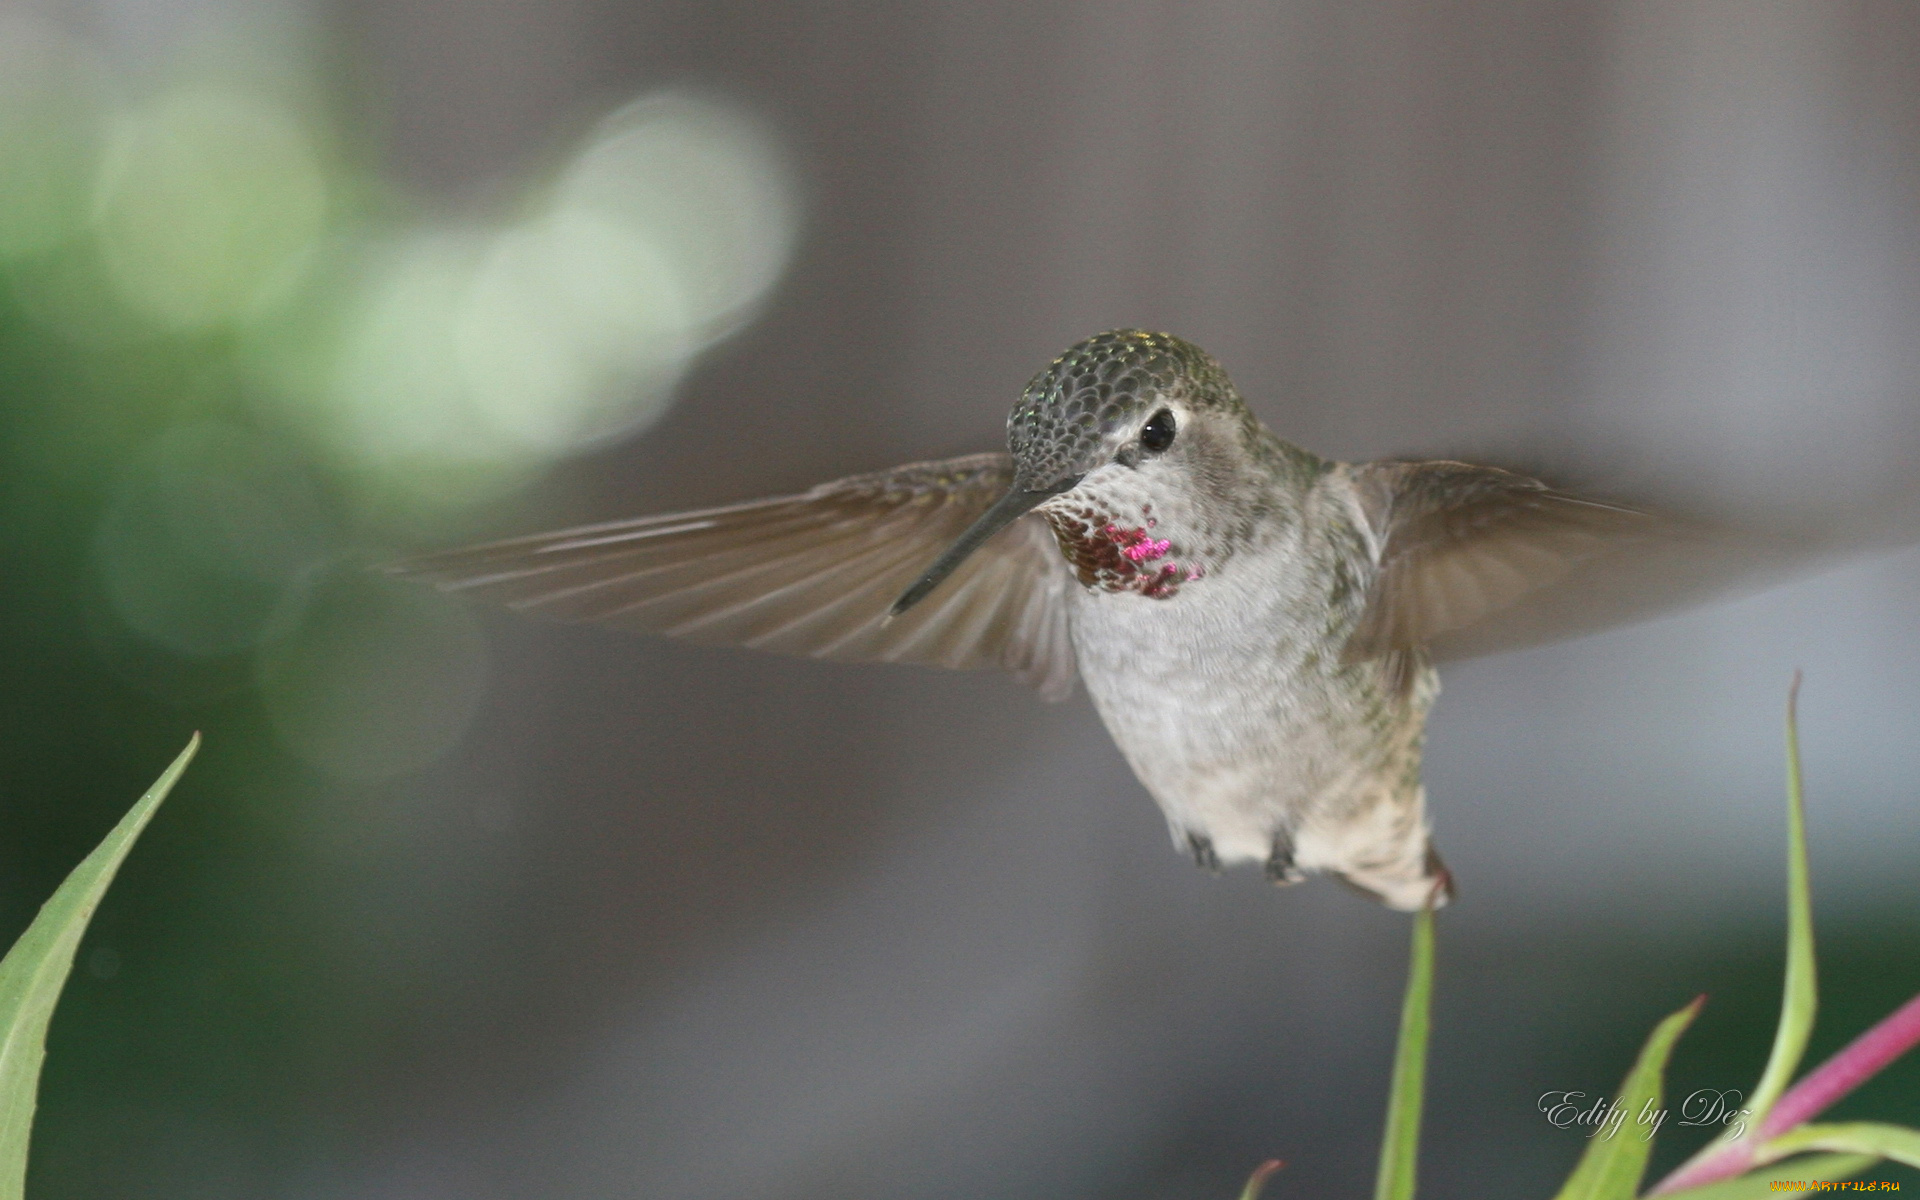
[1340, 459, 1781, 662]
[389, 452, 1079, 698]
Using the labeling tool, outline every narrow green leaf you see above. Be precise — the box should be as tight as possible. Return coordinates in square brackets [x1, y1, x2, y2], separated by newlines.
[1658, 1153, 1879, 1199]
[1550, 996, 1703, 1200]
[1746, 674, 1817, 1127]
[1759, 1121, 1920, 1171]
[1649, 678, 1824, 1195]
[0, 735, 198, 1200]
[1236, 1158, 1283, 1200]
[1373, 906, 1434, 1200]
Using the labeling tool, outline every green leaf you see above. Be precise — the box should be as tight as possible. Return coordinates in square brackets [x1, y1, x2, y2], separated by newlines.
[1550, 996, 1703, 1200]
[1658, 1153, 1879, 1199]
[1759, 1121, 1920, 1171]
[1648, 679, 1824, 1195]
[0, 735, 197, 1200]
[1373, 906, 1435, 1200]
[1237, 1158, 1283, 1200]
[1746, 675, 1817, 1127]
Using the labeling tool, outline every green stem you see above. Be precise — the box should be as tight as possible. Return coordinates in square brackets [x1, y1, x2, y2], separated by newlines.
[1374, 905, 1435, 1200]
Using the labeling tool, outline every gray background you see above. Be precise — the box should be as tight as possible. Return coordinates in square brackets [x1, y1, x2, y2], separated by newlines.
[16, 1, 1920, 1196]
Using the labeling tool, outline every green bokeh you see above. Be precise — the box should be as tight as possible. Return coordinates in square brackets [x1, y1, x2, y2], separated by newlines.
[0, 16, 801, 1197]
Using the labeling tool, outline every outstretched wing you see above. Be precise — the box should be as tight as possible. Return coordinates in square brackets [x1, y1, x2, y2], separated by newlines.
[389, 452, 1078, 700]
[1340, 459, 1796, 663]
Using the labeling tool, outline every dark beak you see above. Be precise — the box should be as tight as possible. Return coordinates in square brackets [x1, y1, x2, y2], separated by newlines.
[889, 477, 1080, 617]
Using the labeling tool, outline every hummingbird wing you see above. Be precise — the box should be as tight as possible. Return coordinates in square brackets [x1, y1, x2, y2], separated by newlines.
[1339, 459, 1798, 663]
[386, 452, 1079, 700]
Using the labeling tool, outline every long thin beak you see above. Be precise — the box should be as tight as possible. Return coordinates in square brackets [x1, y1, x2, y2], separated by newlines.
[889, 477, 1080, 617]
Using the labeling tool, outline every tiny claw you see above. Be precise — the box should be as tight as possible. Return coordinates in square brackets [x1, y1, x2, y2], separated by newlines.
[1265, 832, 1305, 885]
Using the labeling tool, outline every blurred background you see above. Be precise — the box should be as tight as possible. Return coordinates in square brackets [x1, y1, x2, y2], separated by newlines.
[1, 0, 1918, 1196]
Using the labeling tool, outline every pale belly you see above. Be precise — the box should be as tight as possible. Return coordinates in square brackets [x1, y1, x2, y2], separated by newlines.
[1066, 571, 1435, 871]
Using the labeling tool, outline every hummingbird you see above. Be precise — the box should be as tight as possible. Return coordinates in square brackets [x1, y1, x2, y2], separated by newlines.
[393, 329, 1774, 911]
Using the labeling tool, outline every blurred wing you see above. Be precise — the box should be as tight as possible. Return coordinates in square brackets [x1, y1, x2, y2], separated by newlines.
[1340, 459, 1793, 663]
[389, 452, 1078, 700]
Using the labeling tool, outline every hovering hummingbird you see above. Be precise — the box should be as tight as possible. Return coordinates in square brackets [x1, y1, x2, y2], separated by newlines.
[394, 329, 1780, 910]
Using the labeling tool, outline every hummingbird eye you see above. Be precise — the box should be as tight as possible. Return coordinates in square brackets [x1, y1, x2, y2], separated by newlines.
[1140, 409, 1176, 453]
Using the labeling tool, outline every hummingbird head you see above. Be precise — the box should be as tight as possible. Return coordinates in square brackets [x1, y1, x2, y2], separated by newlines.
[1004, 329, 1244, 491]
[891, 330, 1263, 616]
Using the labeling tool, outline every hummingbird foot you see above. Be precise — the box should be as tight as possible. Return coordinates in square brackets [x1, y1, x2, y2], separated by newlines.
[1185, 832, 1222, 874]
[1263, 832, 1305, 886]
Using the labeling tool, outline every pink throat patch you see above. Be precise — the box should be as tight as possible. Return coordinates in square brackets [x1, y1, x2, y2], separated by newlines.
[1114, 528, 1172, 563]
[1046, 506, 1203, 599]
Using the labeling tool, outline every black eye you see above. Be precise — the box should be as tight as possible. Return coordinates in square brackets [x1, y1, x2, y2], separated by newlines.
[1140, 409, 1176, 453]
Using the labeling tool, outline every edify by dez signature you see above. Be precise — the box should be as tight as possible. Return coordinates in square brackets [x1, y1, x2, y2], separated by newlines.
[1538, 1088, 1753, 1141]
